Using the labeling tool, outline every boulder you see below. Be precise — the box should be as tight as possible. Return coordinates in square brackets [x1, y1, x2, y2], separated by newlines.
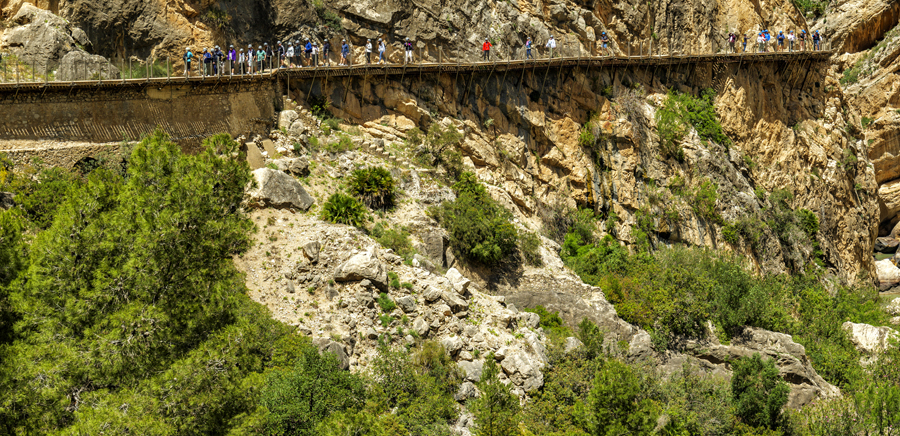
[356, 291, 374, 308]
[333, 251, 388, 290]
[56, 51, 119, 81]
[441, 335, 464, 355]
[517, 312, 541, 329]
[435, 304, 453, 317]
[499, 350, 544, 393]
[247, 168, 314, 210]
[413, 317, 430, 337]
[245, 143, 266, 170]
[458, 359, 485, 382]
[314, 338, 350, 370]
[396, 295, 417, 313]
[423, 286, 443, 303]
[887, 298, 900, 316]
[842, 322, 898, 353]
[454, 381, 478, 401]
[3, 5, 87, 73]
[445, 268, 471, 294]
[274, 157, 310, 177]
[442, 291, 469, 313]
[875, 259, 900, 291]
[422, 231, 447, 266]
[279, 110, 299, 130]
[301, 240, 320, 263]
[874, 237, 899, 254]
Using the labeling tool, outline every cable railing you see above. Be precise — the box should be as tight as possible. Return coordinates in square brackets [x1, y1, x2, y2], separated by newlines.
[0, 38, 834, 88]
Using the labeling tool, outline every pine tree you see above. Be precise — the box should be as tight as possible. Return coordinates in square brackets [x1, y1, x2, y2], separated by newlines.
[470, 355, 521, 436]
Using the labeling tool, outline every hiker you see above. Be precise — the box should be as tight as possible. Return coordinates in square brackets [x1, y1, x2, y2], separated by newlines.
[201, 48, 211, 76]
[257, 46, 265, 73]
[742, 33, 749, 52]
[546, 35, 556, 58]
[238, 48, 246, 74]
[756, 33, 764, 53]
[245, 45, 253, 73]
[763, 30, 771, 52]
[277, 41, 286, 67]
[525, 37, 533, 60]
[340, 39, 350, 65]
[183, 47, 193, 76]
[727, 32, 736, 53]
[404, 37, 414, 64]
[214, 46, 225, 74]
[813, 30, 821, 51]
[799, 30, 806, 51]
[365, 39, 373, 64]
[788, 30, 795, 52]
[311, 42, 319, 66]
[304, 39, 313, 66]
[482, 38, 491, 61]
[323, 40, 332, 66]
[777, 31, 785, 52]
[286, 43, 295, 68]
[600, 31, 610, 56]
[228, 45, 237, 74]
[378, 38, 386, 64]
[265, 43, 274, 70]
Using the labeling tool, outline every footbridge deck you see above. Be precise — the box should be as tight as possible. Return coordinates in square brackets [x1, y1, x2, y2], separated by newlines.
[0, 50, 834, 93]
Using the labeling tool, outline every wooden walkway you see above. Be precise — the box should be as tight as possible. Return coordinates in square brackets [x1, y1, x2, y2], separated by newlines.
[0, 50, 834, 93]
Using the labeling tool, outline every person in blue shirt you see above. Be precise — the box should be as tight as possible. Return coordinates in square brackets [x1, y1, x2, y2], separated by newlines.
[183, 47, 193, 77]
[776, 31, 785, 52]
[341, 39, 350, 65]
[202, 48, 212, 76]
[525, 37, 533, 60]
[763, 30, 771, 52]
[813, 30, 822, 51]
[305, 39, 313, 66]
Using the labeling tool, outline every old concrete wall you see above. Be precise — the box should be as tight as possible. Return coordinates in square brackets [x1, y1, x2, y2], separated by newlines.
[0, 80, 280, 150]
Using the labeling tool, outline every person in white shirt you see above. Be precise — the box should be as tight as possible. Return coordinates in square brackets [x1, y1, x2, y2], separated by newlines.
[787, 30, 795, 52]
[378, 38, 386, 64]
[238, 48, 245, 74]
[546, 35, 556, 58]
[756, 33, 765, 53]
[286, 43, 295, 67]
[365, 39, 373, 64]
[311, 43, 319, 66]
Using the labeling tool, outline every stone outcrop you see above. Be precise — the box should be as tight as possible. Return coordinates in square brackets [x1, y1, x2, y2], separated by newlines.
[817, 0, 900, 54]
[247, 168, 315, 210]
[842, 321, 899, 353]
[0, 3, 92, 73]
[875, 258, 900, 290]
[56, 50, 119, 81]
[333, 250, 389, 290]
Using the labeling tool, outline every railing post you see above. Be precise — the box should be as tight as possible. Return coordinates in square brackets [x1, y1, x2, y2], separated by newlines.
[32, 60, 35, 82]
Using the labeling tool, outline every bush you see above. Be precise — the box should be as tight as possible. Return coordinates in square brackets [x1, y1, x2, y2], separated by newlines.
[376, 292, 396, 313]
[691, 178, 721, 223]
[656, 89, 731, 161]
[412, 124, 464, 180]
[470, 356, 520, 436]
[580, 359, 659, 435]
[348, 167, 396, 210]
[372, 223, 417, 261]
[518, 230, 543, 266]
[731, 353, 790, 430]
[438, 173, 518, 265]
[523, 306, 571, 338]
[321, 193, 366, 227]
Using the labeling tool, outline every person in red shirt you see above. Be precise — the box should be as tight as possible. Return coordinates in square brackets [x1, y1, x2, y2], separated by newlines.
[482, 39, 492, 61]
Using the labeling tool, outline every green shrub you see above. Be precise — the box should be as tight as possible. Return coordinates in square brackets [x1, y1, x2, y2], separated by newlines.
[323, 118, 342, 133]
[326, 134, 354, 153]
[321, 193, 366, 227]
[722, 221, 739, 244]
[691, 178, 721, 223]
[840, 62, 862, 85]
[470, 356, 520, 436]
[580, 359, 659, 435]
[400, 282, 413, 290]
[731, 353, 790, 430]
[412, 124, 464, 180]
[656, 89, 731, 161]
[523, 306, 571, 338]
[655, 96, 687, 162]
[792, 0, 827, 17]
[518, 230, 543, 266]
[372, 223, 416, 261]
[377, 292, 396, 313]
[579, 122, 596, 147]
[438, 172, 518, 265]
[348, 167, 395, 210]
[379, 314, 394, 327]
[308, 136, 320, 151]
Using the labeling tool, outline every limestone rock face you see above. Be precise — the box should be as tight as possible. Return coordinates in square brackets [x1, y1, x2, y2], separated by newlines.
[247, 168, 314, 210]
[887, 298, 900, 316]
[842, 322, 898, 353]
[1, 3, 92, 73]
[817, 0, 900, 53]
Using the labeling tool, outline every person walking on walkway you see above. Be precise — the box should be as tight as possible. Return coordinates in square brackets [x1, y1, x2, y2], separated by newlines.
[277, 41, 285, 67]
[286, 43, 294, 68]
[341, 39, 350, 65]
[813, 30, 821, 51]
[525, 37, 533, 60]
[788, 30, 795, 52]
[323, 40, 332, 66]
[257, 46, 265, 74]
[214, 46, 225, 75]
[776, 31, 785, 52]
[546, 35, 556, 58]
[183, 47, 193, 77]
[482, 38, 492, 61]
[742, 33, 749, 52]
[201, 48, 211, 76]
[264, 43, 273, 70]
[600, 31, 610, 56]
[756, 32, 764, 53]
[727, 32, 736, 53]
[312, 42, 320, 66]
[238, 48, 245, 74]
[304, 39, 313, 66]
[365, 39, 373, 64]
[763, 30, 771, 52]
[799, 30, 807, 51]
[228, 45, 237, 74]
[378, 38, 386, 64]
[404, 37, 414, 64]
